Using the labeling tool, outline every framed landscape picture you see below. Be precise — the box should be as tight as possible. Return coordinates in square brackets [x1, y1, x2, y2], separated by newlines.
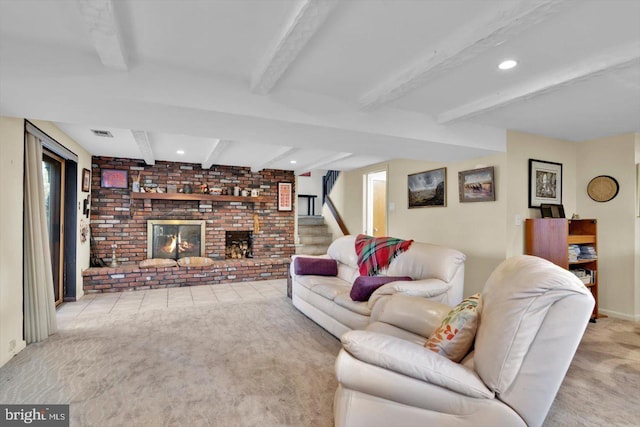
[459, 166, 495, 202]
[529, 159, 562, 207]
[408, 167, 446, 208]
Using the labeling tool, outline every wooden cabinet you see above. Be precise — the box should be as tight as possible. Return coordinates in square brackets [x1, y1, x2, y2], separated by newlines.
[525, 218, 599, 321]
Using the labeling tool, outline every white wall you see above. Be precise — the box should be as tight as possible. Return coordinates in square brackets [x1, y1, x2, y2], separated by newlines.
[0, 117, 92, 368]
[327, 130, 639, 319]
[576, 133, 638, 320]
[0, 117, 27, 367]
[327, 155, 507, 295]
[296, 170, 324, 216]
[505, 130, 578, 258]
[636, 135, 640, 319]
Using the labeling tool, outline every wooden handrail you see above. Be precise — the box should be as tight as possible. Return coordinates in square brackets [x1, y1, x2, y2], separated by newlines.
[325, 195, 349, 236]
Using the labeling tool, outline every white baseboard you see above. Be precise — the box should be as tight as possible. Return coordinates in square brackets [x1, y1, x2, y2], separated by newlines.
[598, 308, 640, 322]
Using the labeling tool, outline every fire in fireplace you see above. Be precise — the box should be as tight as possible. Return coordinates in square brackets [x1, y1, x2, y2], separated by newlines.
[225, 230, 253, 259]
[147, 220, 205, 260]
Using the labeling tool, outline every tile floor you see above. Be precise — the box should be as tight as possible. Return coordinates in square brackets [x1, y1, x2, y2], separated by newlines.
[56, 279, 287, 327]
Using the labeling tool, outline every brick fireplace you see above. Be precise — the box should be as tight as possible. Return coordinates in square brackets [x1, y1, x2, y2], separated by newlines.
[147, 219, 206, 259]
[83, 156, 295, 293]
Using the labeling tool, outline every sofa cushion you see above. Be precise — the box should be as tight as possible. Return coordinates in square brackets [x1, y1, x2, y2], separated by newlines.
[177, 257, 214, 267]
[311, 282, 352, 301]
[139, 258, 177, 268]
[334, 293, 372, 316]
[386, 242, 465, 282]
[294, 256, 338, 276]
[350, 276, 413, 302]
[327, 235, 359, 269]
[425, 293, 482, 362]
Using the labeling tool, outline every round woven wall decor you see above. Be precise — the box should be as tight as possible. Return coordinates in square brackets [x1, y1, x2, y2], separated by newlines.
[587, 175, 619, 202]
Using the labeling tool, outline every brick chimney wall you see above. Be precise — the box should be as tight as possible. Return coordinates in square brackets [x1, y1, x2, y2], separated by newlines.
[89, 156, 295, 264]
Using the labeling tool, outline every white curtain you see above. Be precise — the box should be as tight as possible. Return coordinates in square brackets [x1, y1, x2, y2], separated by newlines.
[24, 133, 57, 343]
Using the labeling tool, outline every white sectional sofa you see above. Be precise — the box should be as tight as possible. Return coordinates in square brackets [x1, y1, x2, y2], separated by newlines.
[290, 235, 466, 338]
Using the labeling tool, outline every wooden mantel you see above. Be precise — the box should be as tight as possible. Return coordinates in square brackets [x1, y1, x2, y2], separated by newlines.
[130, 192, 270, 203]
[129, 192, 271, 216]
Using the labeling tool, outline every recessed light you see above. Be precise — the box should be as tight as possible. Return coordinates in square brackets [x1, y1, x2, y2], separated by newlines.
[498, 59, 518, 70]
[290, 160, 297, 164]
[176, 150, 185, 155]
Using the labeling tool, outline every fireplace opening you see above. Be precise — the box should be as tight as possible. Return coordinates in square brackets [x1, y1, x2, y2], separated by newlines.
[225, 231, 253, 259]
[147, 220, 205, 260]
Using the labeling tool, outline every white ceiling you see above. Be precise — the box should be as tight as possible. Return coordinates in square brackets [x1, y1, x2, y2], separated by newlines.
[1, 0, 639, 173]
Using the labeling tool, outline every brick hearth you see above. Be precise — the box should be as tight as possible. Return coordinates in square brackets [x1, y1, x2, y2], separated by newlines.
[82, 258, 290, 293]
[86, 156, 295, 293]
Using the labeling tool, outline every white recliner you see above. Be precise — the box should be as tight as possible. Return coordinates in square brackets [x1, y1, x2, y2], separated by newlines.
[334, 255, 595, 427]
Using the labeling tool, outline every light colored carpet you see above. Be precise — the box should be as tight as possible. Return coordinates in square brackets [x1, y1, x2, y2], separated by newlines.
[0, 292, 341, 426]
[543, 317, 640, 427]
[1, 289, 638, 427]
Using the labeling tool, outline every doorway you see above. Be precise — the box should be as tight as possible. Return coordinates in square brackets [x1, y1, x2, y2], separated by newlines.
[42, 150, 65, 306]
[366, 171, 387, 237]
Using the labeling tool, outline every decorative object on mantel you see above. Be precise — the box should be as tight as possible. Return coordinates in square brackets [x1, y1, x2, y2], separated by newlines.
[132, 172, 141, 192]
[529, 159, 562, 208]
[587, 175, 619, 202]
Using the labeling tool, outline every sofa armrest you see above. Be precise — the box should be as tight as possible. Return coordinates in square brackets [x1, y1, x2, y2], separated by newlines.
[370, 294, 452, 338]
[341, 330, 493, 399]
[368, 278, 450, 308]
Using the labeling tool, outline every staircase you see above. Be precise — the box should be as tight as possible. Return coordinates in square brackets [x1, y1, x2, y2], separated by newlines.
[296, 216, 333, 255]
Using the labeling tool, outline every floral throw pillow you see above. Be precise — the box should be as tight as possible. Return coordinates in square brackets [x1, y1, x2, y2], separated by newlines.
[425, 293, 482, 362]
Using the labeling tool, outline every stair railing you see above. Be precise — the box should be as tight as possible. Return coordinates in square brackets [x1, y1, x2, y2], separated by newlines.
[322, 170, 340, 205]
[322, 170, 349, 235]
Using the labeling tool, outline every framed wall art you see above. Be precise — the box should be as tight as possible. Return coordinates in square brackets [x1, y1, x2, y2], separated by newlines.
[278, 182, 293, 211]
[101, 169, 129, 189]
[82, 168, 91, 192]
[408, 167, 446, 208]
[458, 166, 495, 203]
[528, 159, 562, 208]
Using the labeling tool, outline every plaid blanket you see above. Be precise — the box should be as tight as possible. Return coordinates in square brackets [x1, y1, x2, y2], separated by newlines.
[355, 234, 413, 276]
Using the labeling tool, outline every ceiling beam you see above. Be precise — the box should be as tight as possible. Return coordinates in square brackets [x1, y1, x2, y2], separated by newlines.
[130, 130, 155, 165]
[358, 0, 568, 111]
[77, 0, 128, 71]
[438, 43, 640, 124]
[251, 147, 299, 173]
[202, 139, 230, 169]
[250, 0, 338, 95]
[294, 152, 352, 175]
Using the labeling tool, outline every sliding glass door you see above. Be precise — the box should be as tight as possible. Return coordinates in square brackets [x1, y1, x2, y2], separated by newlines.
[42, 150, 65, 306]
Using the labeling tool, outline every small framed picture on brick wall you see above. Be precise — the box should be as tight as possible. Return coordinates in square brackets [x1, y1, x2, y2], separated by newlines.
[101, 169, 129, 189]
[278, 182, 293, 212]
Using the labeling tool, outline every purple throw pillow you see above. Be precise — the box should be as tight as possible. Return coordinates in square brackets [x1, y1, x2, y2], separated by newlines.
[294, 257, 338, 276]
[350, 276, 413, 302]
